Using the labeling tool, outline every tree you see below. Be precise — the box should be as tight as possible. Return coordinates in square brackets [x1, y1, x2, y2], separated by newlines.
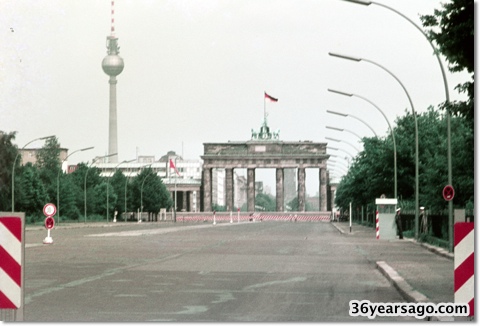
[36, 137, 61, 203]
[286, 196, 313, 212]
[110, 169, 127, 216]
[0, 131, 18, 210]
[255, 193, 275, 211]
[16, 163, 48, 221]
[129, 168, 173, 215]
[421, 0, 474, 121]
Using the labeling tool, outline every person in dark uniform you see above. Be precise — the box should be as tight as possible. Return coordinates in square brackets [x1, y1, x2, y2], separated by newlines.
[395, 208, 403, 239]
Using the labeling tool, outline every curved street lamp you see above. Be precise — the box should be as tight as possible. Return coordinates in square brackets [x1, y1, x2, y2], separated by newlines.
[344, 0, 453, 252]
[325, 136, 360, 153]
[107, 159, 135, 223]
[327, 109, 377, 137]
[139, 164, 153, 222]
[328, 88, 397, 200]
[329, 154, 351, 168]
[327, 146, 355, 159]
[11, 135, 55, 211]
[330, 52, 419, 239]
[57, 146, 94, 224]
[84, 153, 117, 223]
[340, 0, 453, 250]
[326, 125, 363, 140]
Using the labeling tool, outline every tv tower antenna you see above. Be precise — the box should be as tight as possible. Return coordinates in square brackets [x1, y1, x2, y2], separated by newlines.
[110, 0, 115, 35]
[102, 0, 124, 163]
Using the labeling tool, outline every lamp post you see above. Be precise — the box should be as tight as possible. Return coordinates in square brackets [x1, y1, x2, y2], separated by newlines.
[329, 154, 350, 168]
[330, 52, 420, 239]
[327, 110, 377, 137]
[327, 146, 355, 159]
[325, 136, 360, 153]
[11, 135, 55, 212]
[84, 153, 117, 223]
[341, 0, 453, 251]
[328, 162, 348, 174]
[328, 88, 398, 200]
[326, 125, 363, 140]
[57, 146, 94, 224]
[107, 159, 135, 223]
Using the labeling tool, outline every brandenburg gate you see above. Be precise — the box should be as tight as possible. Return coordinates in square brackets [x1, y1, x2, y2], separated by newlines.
[201, 123, 330, 212]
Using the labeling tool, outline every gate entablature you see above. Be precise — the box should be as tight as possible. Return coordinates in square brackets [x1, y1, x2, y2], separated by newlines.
[202, 141, 329, 169]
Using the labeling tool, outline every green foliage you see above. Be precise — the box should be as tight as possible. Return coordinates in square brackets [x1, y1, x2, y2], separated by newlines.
[255, 193, 275, 211]
[421, 0, 474, 121]
[286, 196, 313, 212]
[36, 137, 62, 204]
[16, 163, 48, 221]
[128, 168, 173, 214]
[0, 131, 18, 210]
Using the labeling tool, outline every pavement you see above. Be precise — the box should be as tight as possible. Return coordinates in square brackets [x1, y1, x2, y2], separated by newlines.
[17, 220, 465, 321]
[332, 221, 458, 321]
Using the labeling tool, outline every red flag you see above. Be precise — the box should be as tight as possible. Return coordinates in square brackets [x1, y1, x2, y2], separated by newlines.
[169, 159, 180, 176]
[264, 92, 278, 102]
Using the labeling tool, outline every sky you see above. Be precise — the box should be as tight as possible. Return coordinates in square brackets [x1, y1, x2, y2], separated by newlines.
[1, 0, 472, 196]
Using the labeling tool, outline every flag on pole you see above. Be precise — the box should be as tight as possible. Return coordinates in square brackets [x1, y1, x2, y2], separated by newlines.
[169, 159, 180, 176]
[264, 92, 278, 102]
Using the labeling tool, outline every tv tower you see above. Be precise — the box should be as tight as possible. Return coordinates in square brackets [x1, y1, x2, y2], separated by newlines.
[102, 0, 124, 163]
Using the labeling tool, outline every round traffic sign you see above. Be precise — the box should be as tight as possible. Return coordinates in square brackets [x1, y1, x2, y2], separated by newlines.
[45, 216, 55, 230]
[443, 185, 455, 201]
[43, 203, 57, 217]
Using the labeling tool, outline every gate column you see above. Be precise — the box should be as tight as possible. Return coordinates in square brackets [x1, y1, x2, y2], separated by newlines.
[297, 168, 306, 212]
[319, 167, 327, 211]
[247, 168, 255, 212]
[225, 168, 234, 211]
[202, 167, 212, 212]
[276, 168, 284, 212]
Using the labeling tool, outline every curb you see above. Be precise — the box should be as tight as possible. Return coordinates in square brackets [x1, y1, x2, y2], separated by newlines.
[376, 261, 454, 322]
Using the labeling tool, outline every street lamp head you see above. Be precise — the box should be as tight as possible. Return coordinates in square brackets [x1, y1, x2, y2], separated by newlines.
[341, 0, 372, 5]
[81, 146, 95, 152]
[329, 52, 362, 62]
[40, 135, 56, 140]
[328, 89, 353, 97]
[326, 126, 344, 132]
[326, 110, 348, 117]
[325, 137, 341, 142]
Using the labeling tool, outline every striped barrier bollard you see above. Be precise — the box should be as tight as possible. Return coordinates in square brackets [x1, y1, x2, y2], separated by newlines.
[454, 222, 474, 317]
[375, 210, 379, 239]
[0, 213, 25, 321]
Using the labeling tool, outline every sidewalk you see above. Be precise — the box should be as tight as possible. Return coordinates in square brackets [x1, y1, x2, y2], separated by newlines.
[332, 222, 456, 321]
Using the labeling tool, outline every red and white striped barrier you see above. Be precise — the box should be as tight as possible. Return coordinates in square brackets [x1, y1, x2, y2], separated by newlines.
[454, 222, 474, 316]
[0, 216, 22, 309]
[176, 213, 331, 223]
[376, 210, 379, 239]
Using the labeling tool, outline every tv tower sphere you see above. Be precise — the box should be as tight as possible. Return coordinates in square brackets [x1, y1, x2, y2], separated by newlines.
[102, 36, 124, 76]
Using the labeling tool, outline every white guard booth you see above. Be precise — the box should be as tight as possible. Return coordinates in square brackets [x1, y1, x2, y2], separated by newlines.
[375, 198, 398, 240]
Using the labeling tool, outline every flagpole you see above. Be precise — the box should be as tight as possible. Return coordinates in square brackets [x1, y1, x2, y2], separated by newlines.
[263, 91, 266, 125]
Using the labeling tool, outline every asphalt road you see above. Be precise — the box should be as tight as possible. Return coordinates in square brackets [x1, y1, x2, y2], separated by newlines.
[23, 221, 415, 322]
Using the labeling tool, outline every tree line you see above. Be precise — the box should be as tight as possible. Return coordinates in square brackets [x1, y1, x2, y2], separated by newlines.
[0, 135, 173, 223]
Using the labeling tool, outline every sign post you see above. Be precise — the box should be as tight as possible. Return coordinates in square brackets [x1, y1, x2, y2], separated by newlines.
[42, 203, 56, 244]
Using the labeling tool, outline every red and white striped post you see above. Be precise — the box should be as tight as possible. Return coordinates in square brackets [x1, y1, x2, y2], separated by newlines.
[375, 210, 379, 239]
[0, 213, 25, 321]
[454, 222, 474, 317]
